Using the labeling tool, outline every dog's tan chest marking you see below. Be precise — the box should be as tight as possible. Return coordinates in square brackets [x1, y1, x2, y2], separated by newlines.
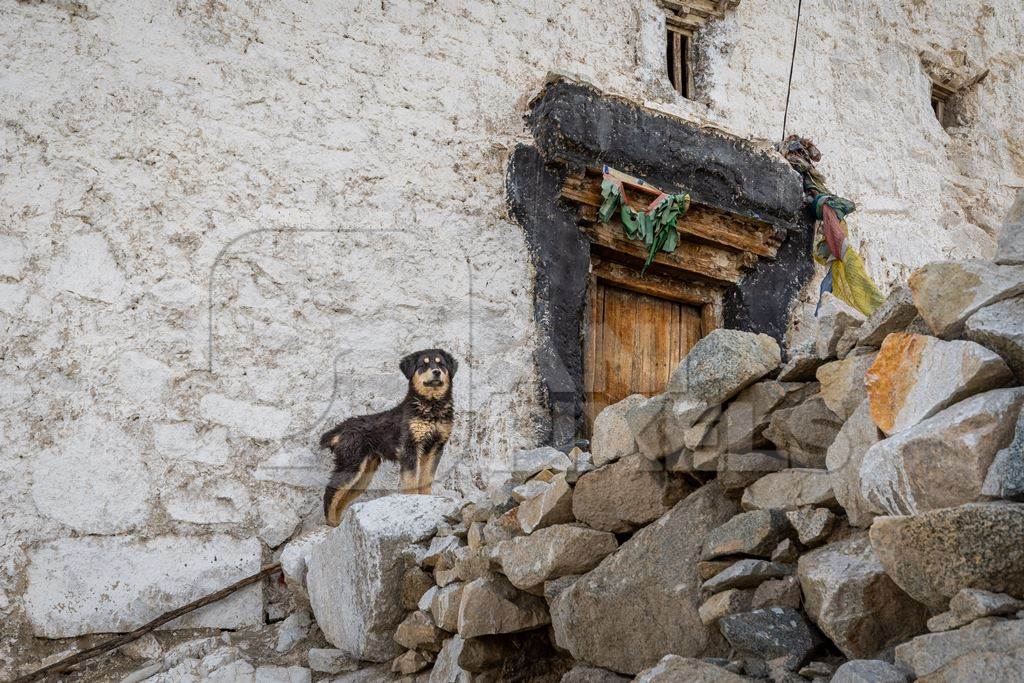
[409, 417, 452, 443]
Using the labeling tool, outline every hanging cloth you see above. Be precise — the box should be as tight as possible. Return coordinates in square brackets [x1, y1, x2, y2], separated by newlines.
[597, 165, 691, 273]
[778, 136, 883, 316]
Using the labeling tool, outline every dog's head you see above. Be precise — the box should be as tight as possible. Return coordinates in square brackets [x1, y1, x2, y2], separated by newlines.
[400, 348, 457, 400]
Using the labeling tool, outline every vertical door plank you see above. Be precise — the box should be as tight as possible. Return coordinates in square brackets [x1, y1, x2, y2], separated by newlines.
[584, 277, 711, 433]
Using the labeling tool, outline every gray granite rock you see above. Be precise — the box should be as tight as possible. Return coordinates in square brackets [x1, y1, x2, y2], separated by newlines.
[963, 296, 1024, 383]
[507, 446, 572, 484]
[716, 451, 789, 493]
[572, 454, 683, 533]
[798, 534, 928, 658]
[817, 293, 866, 358]
[983, 409, 1024, 500]
[869, 502, 1024, 609]
[698, 588, 755, 626]
[816, 352, 877, 421]
[860, 388, 1024, 515]
[857, 284, 920, 348]
[951, 588, 1024, 621]
[518, 472, 574, 534]
[667, 329, 782, 403]
[777, 353, 827, 382]
[292, 495, 456, 661]
[894, 617, 1024, 680]
[763, 396, 844, 468]
[785, 507, 835, 546]
[718, 607, 822, 667]
[694, 381, 816, 465]
[550, 482, 738, 674]
[701, 559, 793, 593]
[741, 469, 837, 511]
[751, 576, 802, 610]
[307, 648, 357, 675]
[634, 655, 750, 683]
[591, 394, 646, 467]
[831, 659, 907, 683]
[497, 524, 617, 590]
[430, 582, 464, 632]
[825, 399, 881, 528]
[456, 575, 550, 638]
[909, 260, 1024, 339]
[702, 509, 792, 560]
[559, 664, 630, 682]
[393, 610, 446, 652]
[626, 393, 707, 461]
[429, 635, 470, 683]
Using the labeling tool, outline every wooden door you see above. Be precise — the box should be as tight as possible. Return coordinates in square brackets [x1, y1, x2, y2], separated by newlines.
[584, 279, 704, 428]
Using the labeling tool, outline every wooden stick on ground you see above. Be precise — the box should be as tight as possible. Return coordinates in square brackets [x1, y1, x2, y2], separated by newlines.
[12, 562, 282, 683]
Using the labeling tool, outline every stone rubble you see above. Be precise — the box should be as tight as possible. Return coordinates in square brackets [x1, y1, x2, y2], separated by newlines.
[20, 251, 1024, 683]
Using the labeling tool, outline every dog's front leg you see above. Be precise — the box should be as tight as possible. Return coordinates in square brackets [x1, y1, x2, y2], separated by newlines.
[417, 445, 442, 494]
[400, 444, 424, 494]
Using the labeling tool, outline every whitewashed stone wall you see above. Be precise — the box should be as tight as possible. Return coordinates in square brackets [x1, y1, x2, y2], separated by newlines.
[0, 0, 1020, 670]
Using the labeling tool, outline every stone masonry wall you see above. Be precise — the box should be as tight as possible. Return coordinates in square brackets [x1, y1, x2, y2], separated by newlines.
[1, 0, 1022, 673]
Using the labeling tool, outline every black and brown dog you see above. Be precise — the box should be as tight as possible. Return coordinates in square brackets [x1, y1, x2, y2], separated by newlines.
[319, 349, 457, 526]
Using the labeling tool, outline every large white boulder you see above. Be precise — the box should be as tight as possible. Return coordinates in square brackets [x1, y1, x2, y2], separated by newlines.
[306, 494, 457, 662]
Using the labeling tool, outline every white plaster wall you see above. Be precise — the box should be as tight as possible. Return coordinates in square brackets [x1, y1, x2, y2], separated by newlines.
[1, 0, 1021, 668]
[695, 0, 1024, 342]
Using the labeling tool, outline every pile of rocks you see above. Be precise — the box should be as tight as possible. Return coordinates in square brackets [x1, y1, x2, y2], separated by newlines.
[273, 233, 1024, 681]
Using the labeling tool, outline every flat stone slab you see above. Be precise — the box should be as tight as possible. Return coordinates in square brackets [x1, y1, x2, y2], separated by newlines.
[741, 468, 837, 511]
[702, 509, 792, 560]
[24, 535, 262, 637]
[701, 559, 793, 593]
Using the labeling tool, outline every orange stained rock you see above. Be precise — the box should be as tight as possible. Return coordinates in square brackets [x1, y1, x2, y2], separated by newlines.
[864, 333, 927, 434]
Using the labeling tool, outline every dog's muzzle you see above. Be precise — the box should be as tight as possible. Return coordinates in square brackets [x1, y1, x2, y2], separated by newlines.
[425, 370, 444, 387]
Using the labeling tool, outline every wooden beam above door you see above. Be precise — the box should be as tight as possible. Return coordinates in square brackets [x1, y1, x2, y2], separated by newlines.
[559, 167, 781, 285]
[560, 168, 784, 259]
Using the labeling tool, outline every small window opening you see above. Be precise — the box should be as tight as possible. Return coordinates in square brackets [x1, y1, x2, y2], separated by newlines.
[666, 28, 694, 98]
[930, 82, 955, 128]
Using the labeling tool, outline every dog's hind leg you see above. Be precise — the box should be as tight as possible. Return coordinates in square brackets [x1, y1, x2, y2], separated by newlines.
[324, 455, 380, 526]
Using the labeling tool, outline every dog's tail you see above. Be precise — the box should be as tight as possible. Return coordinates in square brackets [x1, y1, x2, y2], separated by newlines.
[319, 424, 343, 451]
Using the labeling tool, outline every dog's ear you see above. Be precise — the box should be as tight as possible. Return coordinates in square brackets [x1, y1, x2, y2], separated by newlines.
[441, 350, 458, 378]
[399, 352, 419, 380]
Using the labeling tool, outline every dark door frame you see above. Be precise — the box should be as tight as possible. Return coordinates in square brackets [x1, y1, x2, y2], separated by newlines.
[506, 78, 815, 448]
